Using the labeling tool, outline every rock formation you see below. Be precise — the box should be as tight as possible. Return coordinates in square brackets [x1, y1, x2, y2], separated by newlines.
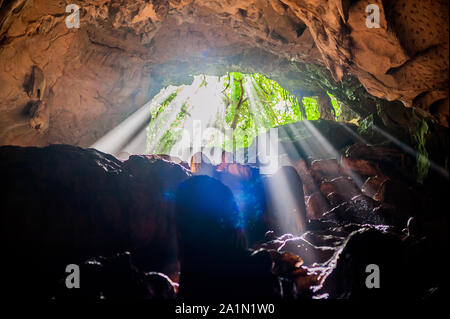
[0, 0, 448, 301]
[0, 0, 448, 147]
[1, 119, 447, 299]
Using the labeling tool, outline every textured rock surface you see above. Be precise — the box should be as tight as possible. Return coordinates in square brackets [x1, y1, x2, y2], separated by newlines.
[0, 0, 448, 147]
[0, 137, 447, 299]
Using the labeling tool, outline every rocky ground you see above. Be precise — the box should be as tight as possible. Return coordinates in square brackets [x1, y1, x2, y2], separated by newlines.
[0, 120, 448, 300]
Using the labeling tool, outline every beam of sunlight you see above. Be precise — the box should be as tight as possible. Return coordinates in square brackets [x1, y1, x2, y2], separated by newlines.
[146, 83, 198, 154]
[178, 75, 227, 162]
[372, 125, 449, 179]
[263, 140, 307, 234]
[90, 85, 178, 155]
[302, 120, 367, 189]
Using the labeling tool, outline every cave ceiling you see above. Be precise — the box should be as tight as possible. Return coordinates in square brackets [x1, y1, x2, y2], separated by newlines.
[0, 0, 448, 147]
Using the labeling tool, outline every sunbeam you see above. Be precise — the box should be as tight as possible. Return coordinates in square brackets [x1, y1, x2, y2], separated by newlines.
[372, 125, 449, 179]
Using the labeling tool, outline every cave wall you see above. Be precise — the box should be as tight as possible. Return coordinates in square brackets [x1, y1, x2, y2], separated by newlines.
[0, 0, 448, 147]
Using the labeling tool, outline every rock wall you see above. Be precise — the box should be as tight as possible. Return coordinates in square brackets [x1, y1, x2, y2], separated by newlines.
[0, 0, 448, 147]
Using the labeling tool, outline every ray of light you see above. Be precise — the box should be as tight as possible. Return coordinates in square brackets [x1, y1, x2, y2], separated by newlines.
[372, 125, 449, 179]
[90, 85, 179, 155]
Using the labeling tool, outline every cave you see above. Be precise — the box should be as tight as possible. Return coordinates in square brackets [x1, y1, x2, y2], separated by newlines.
[0, 0, 449, 303]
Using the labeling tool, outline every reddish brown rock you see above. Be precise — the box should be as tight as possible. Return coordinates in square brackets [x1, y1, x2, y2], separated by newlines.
[300, 171, 319, 196]
[305, 192, 330, 220]
[344, 144, 405, 165]
[372, 179, 419, 219]
[340, 156, 382, 177]
[270, 250, 305, 277]
[0, 0, 447, 148]
[293, 159, 308, 176]
[361, 175, 390, 200]
[326, 192, 347, 207]
[223, 163, 253, 180]
[310, 158, 342, 181]
[319, 176, 361, 201]
[278, 237, 335, 266]
[28, 100, 49, 133]
[190, 152, 215, 175]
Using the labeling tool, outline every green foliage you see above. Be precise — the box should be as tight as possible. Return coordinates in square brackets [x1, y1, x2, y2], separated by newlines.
[328, 92, 341, 119]
[150, 91, 178, 120]
[302, 97, 320, 120]
[220, 72, 312, 150]
[147, 91, 190, 154]
[162, 92, 177, 107]
[357, 114, 374, 136]
[146, 72, 339, 155]
[411, 118, 430, 184]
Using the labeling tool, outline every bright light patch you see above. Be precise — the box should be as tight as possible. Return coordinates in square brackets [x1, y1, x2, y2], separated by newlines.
[90, 72, 334, 162]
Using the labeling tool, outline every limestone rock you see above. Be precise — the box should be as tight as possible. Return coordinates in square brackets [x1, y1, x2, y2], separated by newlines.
[0, 1, 447, 147]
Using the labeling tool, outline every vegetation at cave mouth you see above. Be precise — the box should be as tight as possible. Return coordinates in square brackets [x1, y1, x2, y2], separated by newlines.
[146, 72, 342, 155]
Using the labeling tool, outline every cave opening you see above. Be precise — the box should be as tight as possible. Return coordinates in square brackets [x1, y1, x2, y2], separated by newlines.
[92, 71, 351, 165]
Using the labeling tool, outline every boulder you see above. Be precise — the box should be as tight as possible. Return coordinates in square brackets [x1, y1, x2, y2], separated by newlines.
[341, 143, 407, 178]
[344, 144, 405, 164]
[373, 179, 418, 223]
[361, 175, 390, 199]
[305, 192, 330, 220]
[319, 176, 361, 202]
[326, 192, 347, 207]
[310, 158, 342, 181]
[340, 157, 382, 177]
[317, 228, 407, 299]
[190, 152, 215, 175]
[293, 159, 308, 176]
[299, 171, 318, 195]
[278, 237, 335, 266]
[301, 231, 345, 248]
[322, 195, 387, 226]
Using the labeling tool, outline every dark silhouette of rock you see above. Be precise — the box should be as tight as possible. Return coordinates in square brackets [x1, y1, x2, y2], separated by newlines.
[0, 144, 190, 298]
[322, 195, 387, 226]
[54, 251, 177, 299]
[318, 227, 407, 299]
[174, 175, 281, 299]
[278, 237, 335, 266]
